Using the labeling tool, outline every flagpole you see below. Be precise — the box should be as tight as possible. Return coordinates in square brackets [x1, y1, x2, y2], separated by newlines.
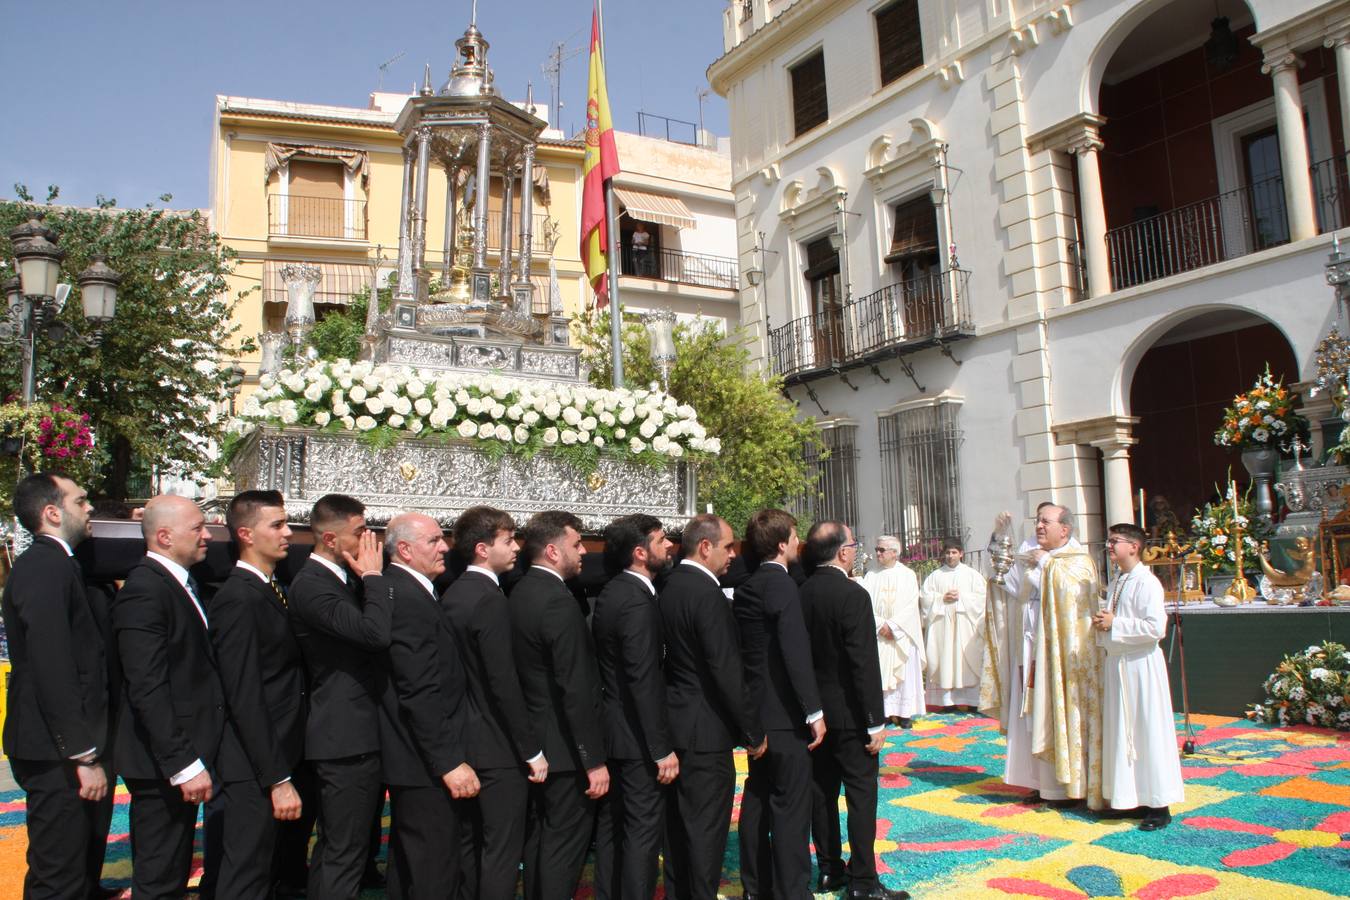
[597, 0, 624, 389]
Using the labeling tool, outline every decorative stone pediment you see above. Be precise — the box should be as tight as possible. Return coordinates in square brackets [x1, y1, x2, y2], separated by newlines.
[863, 119, 944, 195]
[779, 166, 846, 225]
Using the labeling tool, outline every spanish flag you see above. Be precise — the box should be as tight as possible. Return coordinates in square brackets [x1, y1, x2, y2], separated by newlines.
[580, 2, 620, 307]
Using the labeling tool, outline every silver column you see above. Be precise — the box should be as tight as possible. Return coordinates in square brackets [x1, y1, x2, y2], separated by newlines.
[394, 145, 415, 301]
[518, 144, 536, 282]
[498, 160, 515, 301]
[412, 127, 433, 299]
[472, 124, 492, 271]
[442, 167, 458, 284]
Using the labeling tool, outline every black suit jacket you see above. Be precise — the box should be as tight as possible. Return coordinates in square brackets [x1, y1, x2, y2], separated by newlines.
[441, 569, 542, 770]
[733, 561, 820, 734]
[207, 567, 306, 786]
[799, 566, 884, 732]
[112, 556, 247, 781]
[377, 565, 469, 787]
[506, 567, 604, 773]
[658, 563, 763, 752]
[591, 571, 672, 762]
[287, 557, 393, 760]
[1, 535, 109, 762]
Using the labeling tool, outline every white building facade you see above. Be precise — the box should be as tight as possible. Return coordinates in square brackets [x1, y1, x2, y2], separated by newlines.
[710, 0, 1350, 551]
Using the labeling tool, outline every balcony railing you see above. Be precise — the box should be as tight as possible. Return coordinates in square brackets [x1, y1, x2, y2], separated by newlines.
[768, 268, 972, 380]
[268, 194, 367, 240]
[618, 246, 738, 290]
[484, 210, 554, 255]
[1312, 154, 1350, 233]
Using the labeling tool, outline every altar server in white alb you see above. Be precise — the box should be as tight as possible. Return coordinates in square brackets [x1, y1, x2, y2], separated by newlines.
[1093, 523, 1184, 831]
[920, 539, 985, 711]
[862, 536, 924, 727]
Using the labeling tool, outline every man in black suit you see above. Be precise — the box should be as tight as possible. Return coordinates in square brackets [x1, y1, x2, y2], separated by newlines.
[735, 509, 825, 900]
[287, 494, 392, 900]
[801, 522, 909, 900]
[592, 514, 679, 900]
[442, 505, 547, 900]
[196, 490, 305, 899]
[507, 510, 608, 900]
[3, 473, 113, 899]
[113, 493, 248, 900]
[378, 512, 479, 898]
[659, 513, 766, 900]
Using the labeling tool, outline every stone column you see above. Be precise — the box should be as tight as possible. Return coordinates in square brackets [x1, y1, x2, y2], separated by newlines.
[518, 144, 537, 281]
[1264, 52, 1318, 241]
[1095, 440, 1137, 528]
[394, 146, 415, 301]
[1326, 33, 1350, 162]
[412, 128, 432, 297]
[1068, 132, 1112, 297]
[473, 124, 492, 271]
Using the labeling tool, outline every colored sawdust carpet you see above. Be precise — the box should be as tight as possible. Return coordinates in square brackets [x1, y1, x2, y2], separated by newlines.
[1, 712, 1347, 898]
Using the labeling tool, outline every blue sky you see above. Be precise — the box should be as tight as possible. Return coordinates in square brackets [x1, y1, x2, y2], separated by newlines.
[3, 0, 730, 210]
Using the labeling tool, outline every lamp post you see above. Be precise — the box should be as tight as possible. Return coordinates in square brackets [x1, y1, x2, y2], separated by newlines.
[644, 307, 677, 392]
[2, 216, 120, 405]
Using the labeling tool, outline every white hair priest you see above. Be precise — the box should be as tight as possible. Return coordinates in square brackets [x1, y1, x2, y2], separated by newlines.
[862, 536, 925, 727]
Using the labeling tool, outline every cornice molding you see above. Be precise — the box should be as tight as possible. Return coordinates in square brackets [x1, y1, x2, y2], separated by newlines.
[1026, 113, 1107, 155]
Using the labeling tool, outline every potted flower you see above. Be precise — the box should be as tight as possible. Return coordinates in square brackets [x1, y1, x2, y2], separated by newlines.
[1247, 640, 1350, 730]
[1213, 366, 1308, 520]
[0, 401, 102, 512]
[1190, 484, 1269, 596]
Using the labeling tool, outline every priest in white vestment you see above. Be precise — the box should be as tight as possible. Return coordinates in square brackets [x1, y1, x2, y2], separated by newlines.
[920, 539, 985, 710]
[862, 536, 925, 727]
[1094, 523, 1184, 831]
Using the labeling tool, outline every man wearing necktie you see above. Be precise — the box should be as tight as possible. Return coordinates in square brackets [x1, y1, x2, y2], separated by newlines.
[3, 473, 114, 899]
[113, 493, 249, 900]
[377, 512, 478, 898]
[199, 490, 307, 899]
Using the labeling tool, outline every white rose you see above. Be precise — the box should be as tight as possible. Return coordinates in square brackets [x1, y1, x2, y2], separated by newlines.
[338, 376, 353, 389]
[507, 404, 523, 420]
[467, 397, 485, 416]
[440, 401, 458, 420]
[455, 389, 471, 405]
[491, 382, 511, 400]
[258, 373, 276, 390]
[668, 443, 684, 458]
[331, 400, 349, 417]
[629, 437, 647, 453]
[280, 407, 299, 425]
[577, 430, 590, 444]
[514, 425, 530, 444]
[704, 437, 721, 453]
[545, 401, 562, 420]
[457, 420, 478, 439]
[284, 374, 305, 392]
[414, 398, 433, 416]
[408, 418, 424, 434]
[561, 429, 579, 445]
[388, 414, 405, 428]
[429, 410, 448, 428]
[362, 375, 380, 390]
[677, 403, 696, 419]
[490, 403, 506, 420]
[366, 397, 386, 415]
[615, 428, 626, 439]
[581, 416, 597, 432]
[406, 379, 426, 398]
[618, 408, 635, 425]
[350, 361, 372, 379]
[599, 411, 615, 427]
[543, 427, 559, 445]
[478, 422, 496, 440]
[652, 435, 671, 453]
[350, 385, 368, 403]
[562, 407, 582, 426]
[391, 397, 411, 416]
[341, 415, 356, 430]
[523, 410, 540, 425]
[593, 436, 605, 448]
[303, 383, 323, 402]
[639, 420, 658, 439]
[314, 411, 331, 426]
[494, 424, 512, 441]
[355, 415, 377, 431]
[381, 378, 402, 395]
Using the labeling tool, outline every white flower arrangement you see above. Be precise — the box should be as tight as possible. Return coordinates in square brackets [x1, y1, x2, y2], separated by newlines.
[239, 360, 719, 466]
[1248, 640, 1350, 730]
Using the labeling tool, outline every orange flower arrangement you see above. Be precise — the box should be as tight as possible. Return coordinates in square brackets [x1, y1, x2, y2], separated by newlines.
[1214, 366, 1306, 449]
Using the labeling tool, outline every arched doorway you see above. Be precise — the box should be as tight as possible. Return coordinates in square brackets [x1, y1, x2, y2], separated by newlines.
[1128, 309, 1298, 530]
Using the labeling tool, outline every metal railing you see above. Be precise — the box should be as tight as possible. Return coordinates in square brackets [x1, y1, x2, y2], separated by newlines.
[268, 194, 368, 240]
[618, 246, 738, 290]
[636, 112, 699, 146]
[1311, 154, 1350, 233]
[1105, 175, 1288, 291]
[768, 268, 972, 379]
[483, 210, 554, 255]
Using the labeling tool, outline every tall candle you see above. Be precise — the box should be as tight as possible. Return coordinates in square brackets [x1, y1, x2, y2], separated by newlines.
[1139, 488, 1146, 529]
[1231, 482, 1239, 519]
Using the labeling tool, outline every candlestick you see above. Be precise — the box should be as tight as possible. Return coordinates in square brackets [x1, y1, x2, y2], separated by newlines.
[1139, 488, 1146, 529]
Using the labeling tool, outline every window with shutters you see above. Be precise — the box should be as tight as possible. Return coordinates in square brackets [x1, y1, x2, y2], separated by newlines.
[878, 399, 965, 551]
[876, 0, 923, 87]
[790, 51, 828, 138]
[803, 235, 844, 366]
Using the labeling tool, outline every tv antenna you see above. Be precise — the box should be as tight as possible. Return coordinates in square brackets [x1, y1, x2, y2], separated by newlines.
[377, 50, 406, 92]
[541, 36, 584, 129]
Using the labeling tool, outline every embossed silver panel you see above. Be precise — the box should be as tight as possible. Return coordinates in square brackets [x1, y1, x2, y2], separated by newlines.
[233, 427, 696, 531]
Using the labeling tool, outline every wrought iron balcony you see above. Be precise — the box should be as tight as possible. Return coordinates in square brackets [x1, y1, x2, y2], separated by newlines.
[484, 210, 554, 255]
[268, 194, 368, 241]
[619, 246, 738, 291]
[768, 268, 973, 382]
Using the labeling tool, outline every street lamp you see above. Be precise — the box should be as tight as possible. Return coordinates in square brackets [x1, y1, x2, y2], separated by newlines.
[3, 215, 119, 404]
[644, 307, 678, 392]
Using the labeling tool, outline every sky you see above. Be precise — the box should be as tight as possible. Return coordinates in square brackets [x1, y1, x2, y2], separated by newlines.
[2, 0, 731, 210]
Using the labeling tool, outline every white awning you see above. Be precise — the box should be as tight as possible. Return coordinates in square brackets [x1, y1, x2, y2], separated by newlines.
[613, 187, 696, 230]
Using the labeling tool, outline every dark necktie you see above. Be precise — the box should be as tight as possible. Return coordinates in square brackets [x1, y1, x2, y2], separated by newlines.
[186, 574, 201, 600]
[269, 578, 288, 608]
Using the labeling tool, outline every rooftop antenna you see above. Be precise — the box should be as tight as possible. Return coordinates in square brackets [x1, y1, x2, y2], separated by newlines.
[541, 37, 584, 132]
[697, 87, 711, 144]
[377, 49, 406, 91]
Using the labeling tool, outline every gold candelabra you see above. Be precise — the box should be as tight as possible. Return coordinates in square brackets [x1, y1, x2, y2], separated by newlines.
[1225, 480, 1256, 604]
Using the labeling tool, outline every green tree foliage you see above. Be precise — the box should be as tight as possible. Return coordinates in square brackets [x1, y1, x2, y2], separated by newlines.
[0, 192, 252, 499]
[309, 288, 373, 361]
[572, 310, 819, 533]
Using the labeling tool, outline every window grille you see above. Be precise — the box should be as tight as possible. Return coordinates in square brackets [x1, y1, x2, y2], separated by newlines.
[878, 400, 964, 555]
[793, 423, 858, 532]
[790, 51, 828, 137]
[876, 0, 923, 87]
